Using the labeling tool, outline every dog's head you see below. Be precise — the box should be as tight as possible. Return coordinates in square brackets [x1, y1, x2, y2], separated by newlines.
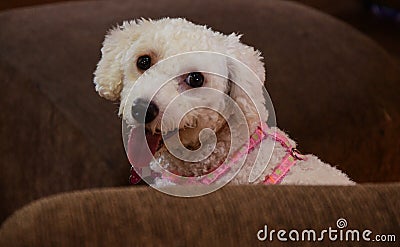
[94, 18, 268, 174]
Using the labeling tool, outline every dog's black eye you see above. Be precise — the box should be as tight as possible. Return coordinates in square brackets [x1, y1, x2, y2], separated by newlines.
[185, 72, 204, 88]
[137, 55, 151, 70]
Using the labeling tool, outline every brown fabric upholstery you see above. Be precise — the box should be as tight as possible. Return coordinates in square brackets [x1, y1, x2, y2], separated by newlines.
[1, 184, 399, 247]
[0, 0, 399, 223]
[0, 60, 128, 221]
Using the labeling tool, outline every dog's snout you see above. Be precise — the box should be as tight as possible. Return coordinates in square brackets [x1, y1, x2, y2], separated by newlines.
[131, 98, 159, 124]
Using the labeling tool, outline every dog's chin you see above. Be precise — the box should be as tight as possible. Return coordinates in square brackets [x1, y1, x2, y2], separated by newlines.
[151, 123, 231, 177]
[128, 120, 231, 177]
[153, 128, 201, 155]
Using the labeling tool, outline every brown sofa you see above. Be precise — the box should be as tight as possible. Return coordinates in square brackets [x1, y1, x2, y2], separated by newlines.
[0, 0, 399, 246]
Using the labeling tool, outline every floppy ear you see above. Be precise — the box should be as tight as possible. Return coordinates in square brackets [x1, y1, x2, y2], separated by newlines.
[93, 21, 139, 101]
[226, 34, 268, 130]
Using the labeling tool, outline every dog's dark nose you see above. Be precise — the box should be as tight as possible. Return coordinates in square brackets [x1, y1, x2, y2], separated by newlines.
[131, 98, 159, 124]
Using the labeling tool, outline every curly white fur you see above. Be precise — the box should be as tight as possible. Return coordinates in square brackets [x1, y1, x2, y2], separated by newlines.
[94, 18, 354, 186]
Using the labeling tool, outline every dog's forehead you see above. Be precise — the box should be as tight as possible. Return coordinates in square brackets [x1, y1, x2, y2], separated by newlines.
[130, 20, 229, 57]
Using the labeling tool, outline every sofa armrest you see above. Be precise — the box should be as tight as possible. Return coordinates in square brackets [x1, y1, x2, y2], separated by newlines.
[1, 184, 399, 246]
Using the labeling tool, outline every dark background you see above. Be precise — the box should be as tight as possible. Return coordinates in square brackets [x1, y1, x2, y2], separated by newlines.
[1, 0, 399, 63]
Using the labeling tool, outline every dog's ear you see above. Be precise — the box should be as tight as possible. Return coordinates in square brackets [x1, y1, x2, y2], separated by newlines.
[226, 34, 268, 129]
[93, 21, 140, 101]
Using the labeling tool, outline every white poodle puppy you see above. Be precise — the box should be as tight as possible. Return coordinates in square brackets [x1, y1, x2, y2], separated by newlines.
[94, 18, 354, 186]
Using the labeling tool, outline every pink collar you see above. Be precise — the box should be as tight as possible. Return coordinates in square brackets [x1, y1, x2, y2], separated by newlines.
[130, 123, 306, 185]
[260, 123, 307, 184]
